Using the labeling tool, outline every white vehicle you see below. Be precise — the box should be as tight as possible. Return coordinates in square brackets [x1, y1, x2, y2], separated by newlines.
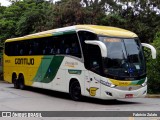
[4, 25, 156, 100]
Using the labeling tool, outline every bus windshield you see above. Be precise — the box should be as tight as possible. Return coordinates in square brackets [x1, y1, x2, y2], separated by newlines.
[99, 36, 146, 80]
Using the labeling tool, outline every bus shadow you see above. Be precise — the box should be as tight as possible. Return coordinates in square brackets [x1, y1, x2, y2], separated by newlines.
[9, 86, 141, 105]
[81, 96, 141, 105]
[23, 86, 72, 100]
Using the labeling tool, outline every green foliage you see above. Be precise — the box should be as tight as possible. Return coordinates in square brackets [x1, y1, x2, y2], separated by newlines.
[0, 0, 160, 42]
[147, 32, 160, 93]
[16, 1, 50, 35]
[0, 0, 52, 41]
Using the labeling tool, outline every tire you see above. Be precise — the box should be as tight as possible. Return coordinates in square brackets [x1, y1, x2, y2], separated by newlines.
[13, 77, 19, 89]
[19, 76, 25, 90]
[69, 81, 81, 101]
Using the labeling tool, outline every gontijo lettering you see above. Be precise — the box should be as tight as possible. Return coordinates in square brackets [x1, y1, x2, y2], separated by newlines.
[15, 58, 34, 65]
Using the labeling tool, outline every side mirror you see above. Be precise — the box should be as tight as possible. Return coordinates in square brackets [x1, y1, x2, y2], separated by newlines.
[85, 40, 107, 57]
[141, 43, 156, 59]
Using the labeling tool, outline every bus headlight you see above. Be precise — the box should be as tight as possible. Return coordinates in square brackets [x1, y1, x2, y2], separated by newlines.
[100, 80, 116, 88]
[110, 84, 116, 88]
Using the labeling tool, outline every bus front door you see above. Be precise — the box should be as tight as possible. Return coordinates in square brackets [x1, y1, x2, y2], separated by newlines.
[85, 44, 102, 98]
[85, 71, 101, 98]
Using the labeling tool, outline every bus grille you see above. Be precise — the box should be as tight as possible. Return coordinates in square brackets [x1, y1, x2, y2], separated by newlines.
[115, 85, 142, 91]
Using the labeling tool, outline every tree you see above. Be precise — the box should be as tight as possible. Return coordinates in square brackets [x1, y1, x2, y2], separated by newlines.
[0, 0, 53, 40]
[0, 3, 23, 43]
[147, 32, 160, 93]
[16, 0, 52, 35]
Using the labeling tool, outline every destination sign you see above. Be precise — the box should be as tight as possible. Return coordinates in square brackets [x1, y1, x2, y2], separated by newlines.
[104, 38, 121, 42]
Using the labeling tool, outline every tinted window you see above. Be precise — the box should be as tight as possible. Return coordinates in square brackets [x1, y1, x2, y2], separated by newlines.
[78, 31, 98, 68]
[5, 33, 81, 58]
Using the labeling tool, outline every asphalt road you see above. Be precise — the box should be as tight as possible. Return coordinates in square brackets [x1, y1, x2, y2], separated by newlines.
[0, 81, 160, 120]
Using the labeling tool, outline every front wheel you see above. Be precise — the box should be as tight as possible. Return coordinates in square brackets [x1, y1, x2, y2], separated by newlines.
[69, 81, 82, 101]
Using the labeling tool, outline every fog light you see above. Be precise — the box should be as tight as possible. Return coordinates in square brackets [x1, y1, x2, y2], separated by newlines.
[105, 91, 112, 96]
[143, 90, 147, 95]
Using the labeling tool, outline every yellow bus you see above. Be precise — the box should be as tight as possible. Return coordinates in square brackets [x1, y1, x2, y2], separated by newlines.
[3, 25, 156, 100]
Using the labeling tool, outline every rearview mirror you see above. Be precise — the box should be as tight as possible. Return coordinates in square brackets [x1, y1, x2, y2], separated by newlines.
[141, 43, 156, 59]
[85, 40, 107, 57]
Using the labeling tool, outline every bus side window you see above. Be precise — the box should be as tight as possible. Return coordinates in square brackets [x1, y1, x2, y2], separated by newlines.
[87, 45, 102, 74]
[60, 40, 65, 54]
[65, 44, 71, 54]
[50, 37, 56, 54]
[29, 49, 33, 55]
[20, 49, 23, 55]
[90, 59, 100, 73]
[78, 31, 98, 45]
[5, 43, 10, 56]
[78, 31, 98, 69]
[50, 46, 56, 54]
[62, 33, 81, 58]
[51, 37, 58, 55]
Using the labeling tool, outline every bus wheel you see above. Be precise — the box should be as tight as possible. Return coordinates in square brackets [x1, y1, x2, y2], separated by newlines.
[69, 81, 81, 101]
[13, 78, 19, 89]
[19, 76, 25, 90]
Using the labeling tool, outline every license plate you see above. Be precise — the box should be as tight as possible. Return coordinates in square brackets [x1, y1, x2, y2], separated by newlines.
[125, 94, 133, 98]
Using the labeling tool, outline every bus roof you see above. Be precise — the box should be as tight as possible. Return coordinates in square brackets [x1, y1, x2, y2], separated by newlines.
[5, 25, 138, 42]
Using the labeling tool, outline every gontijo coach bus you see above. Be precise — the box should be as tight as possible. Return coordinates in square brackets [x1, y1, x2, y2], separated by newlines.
[3, 25, 156, 100]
